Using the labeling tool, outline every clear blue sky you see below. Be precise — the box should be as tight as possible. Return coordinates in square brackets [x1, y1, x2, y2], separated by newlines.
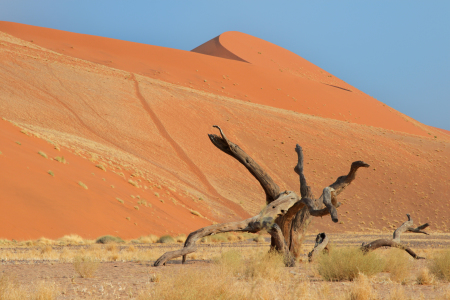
[1, 1, 449, 130]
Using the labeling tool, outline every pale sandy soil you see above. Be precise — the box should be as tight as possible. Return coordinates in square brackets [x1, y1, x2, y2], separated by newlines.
[1, 234, 450, 299]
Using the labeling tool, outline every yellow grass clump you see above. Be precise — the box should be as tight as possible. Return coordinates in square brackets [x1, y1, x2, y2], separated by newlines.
[383, 248, 412, 283]
[348, 273, 377, 300]
[73, 256, 99, 278]
[317, 247, 384, 281]
[429, 249, 450, 281]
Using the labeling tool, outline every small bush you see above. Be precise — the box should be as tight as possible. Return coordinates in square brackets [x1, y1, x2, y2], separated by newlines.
[57, 234, 86, 245]
[383, 248, 411, 283]
[96, 164, 106, 171]
[38, 151, 48, 159]
[317, 247, 384, 281]
[429, 249, 450, 281]
[157, 235, 175, 244]
[134, 206, 139, 210]
[116, 198, 124, 204]
[416, 268, 434, 285]
[73, 256, 99, 278]
[54, 156, 66, 163]
[190, 210, 202, 217]
[78, 181, 88, 189]
[95, 235, 124, 244]
[48, 170, 54, 177]
[132, 235, 159, 244]
[253, 235, 266, 243]
[348, 273, 376, 300]
[128, 179, 138, 187]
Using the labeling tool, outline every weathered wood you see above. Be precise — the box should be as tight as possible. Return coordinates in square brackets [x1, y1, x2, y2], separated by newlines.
[279, 145, 368, 257]
[361, 239, 424, 259]
[308, 232, 330, 262]
[155, 126, 369, 266]
[393, 214, 429, 243]
[361, 214, 429, 259]
[208, 126, 280, 203]
[154, 192, 301, 266]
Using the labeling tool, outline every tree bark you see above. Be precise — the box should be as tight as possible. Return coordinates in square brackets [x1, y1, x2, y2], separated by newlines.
[308, 232, 330, 262]
[154, 126, 369, 266]
[276, 145, 369, 259]
[360, 214, 429, 259]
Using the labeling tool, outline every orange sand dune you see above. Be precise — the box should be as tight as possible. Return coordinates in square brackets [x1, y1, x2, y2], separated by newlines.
[0, 21, 435, 137]
[0, 23, 449, 240]
[0, 119, 213, 240]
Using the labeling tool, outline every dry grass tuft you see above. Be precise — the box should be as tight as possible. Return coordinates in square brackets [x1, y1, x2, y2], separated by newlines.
[57, 234, 89, 245]
[38, 151, 48, 159]
[416, 268, 434, 285]
[383, 248, 411, 283]
[387, 286, 407, 300]
[53, 156, 66, 163]
[157, 235, 175, 244]
[132, 235, 159, 244]
[95, 164, 106, 171]
[95, 235, 124, 244]
[317, 247, 384, 281]
[73, 256, 99, 278]
[348, 273, 377, 300]
[0, 275, 60, 299]
[78, 181, 88, 189]
[429, 249, 450, 281]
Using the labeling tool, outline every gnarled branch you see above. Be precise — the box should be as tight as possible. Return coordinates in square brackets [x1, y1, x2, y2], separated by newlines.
[208, 125, 280, 203]
[361, 214, 429, 259]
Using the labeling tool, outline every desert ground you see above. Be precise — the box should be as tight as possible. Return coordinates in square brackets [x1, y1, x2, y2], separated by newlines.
[0, 21, 449, 299]
[1, 233, 450, 299]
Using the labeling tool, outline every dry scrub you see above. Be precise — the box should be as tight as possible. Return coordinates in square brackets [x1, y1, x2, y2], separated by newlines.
[73, 255, 99, 278]
[317, 247, 384, 281]
[429, 249, 450, 281]
[383, 248, 412, 283]
[0, 275, 60, 299]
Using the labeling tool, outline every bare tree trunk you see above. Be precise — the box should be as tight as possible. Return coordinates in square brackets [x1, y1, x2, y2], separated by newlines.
[154, 126, 369, 266]
[276, 145, 369, 259]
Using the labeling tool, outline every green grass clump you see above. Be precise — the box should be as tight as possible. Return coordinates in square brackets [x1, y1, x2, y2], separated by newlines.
[48, 170, 54, 177]
[95, 235, 124, 244]
[317, 247, 385, 281]
[15, 141, 21, 145]
[429, 249, 450, 281]
[78, 181, 88, 189]
[134, 206, 139, 210]
[38, 151, 48, 159]
[157, 235, 175, 244]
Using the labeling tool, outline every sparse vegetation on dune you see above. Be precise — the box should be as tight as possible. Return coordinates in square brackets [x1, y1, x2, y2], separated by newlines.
[37, 151, 47, 159]
[77, 181, 88, 189]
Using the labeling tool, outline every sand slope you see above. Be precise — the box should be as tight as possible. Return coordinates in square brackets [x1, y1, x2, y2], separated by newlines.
[0, 22, 449, 240]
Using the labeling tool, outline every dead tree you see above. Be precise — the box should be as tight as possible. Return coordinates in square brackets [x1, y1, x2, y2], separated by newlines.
[361, 214, 429, 259]
[309, 214, 429, 260]
[308, 232, 330, 262]
[154, 126, 369, 267]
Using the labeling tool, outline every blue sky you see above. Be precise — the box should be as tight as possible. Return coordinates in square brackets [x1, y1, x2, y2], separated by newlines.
[1, 1, 449, 130]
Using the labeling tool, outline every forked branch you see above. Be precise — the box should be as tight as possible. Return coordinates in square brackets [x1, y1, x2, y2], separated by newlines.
[361, 214, 429, 259]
